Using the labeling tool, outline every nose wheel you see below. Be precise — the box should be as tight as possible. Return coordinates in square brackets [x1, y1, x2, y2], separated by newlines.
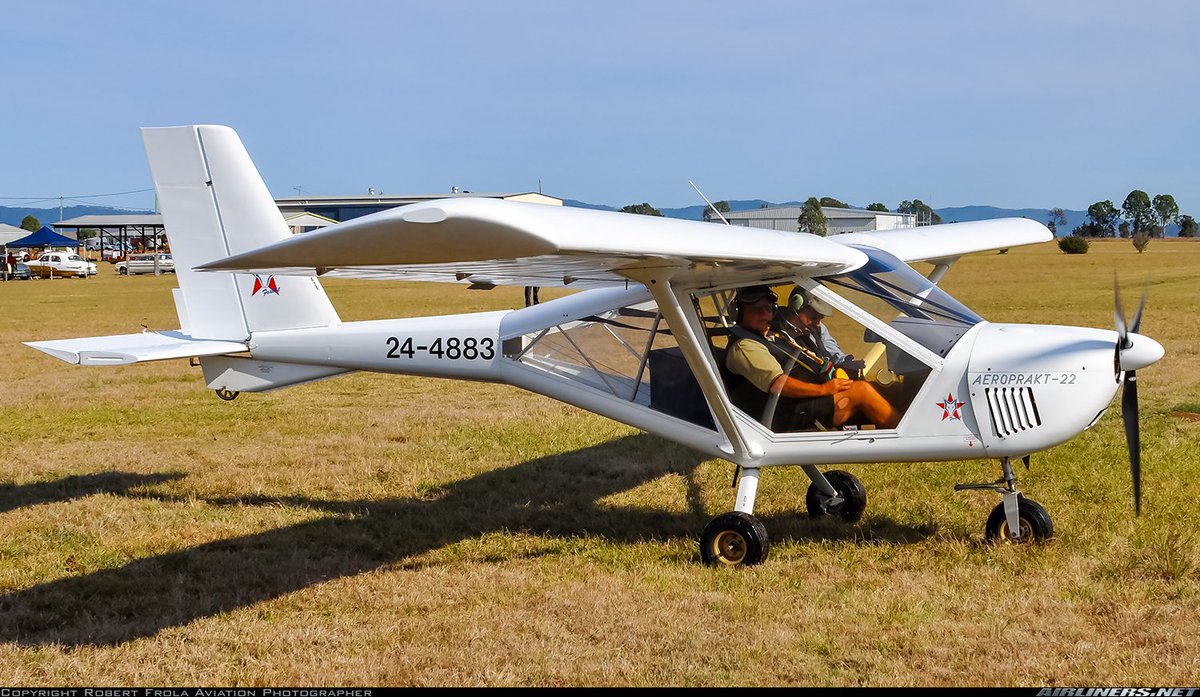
[957, 457, 1054, 543]
[985, 496, 1053, 543]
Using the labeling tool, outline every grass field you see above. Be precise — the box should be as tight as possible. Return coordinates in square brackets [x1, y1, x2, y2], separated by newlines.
[0, 238, 1197, 686]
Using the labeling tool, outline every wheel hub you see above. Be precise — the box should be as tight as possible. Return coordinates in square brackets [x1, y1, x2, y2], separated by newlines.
[712, 530, 747, 564]
[998, 518, 1033, 543]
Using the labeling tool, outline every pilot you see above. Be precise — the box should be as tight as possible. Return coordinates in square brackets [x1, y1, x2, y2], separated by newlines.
[724, 285, 899, 431]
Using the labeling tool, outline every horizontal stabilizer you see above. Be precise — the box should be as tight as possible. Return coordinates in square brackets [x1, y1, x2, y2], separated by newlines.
[200, 355, 350, 392]
[25, 331, 247, 366]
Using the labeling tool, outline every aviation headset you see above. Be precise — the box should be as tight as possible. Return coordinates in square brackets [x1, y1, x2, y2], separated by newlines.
[788, 286, 832, 317]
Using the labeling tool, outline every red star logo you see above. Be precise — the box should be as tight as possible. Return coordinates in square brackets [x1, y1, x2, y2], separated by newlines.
[936, 392, 965, 421]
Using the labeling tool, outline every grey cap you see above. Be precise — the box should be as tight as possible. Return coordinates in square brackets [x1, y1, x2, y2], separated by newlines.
[789, 287, 833, 317]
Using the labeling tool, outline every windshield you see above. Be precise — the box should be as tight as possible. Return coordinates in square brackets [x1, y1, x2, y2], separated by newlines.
[826, 246, 983, 327]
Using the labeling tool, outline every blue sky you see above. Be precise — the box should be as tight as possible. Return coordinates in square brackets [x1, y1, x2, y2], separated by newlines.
[3, 0, 1198, 216]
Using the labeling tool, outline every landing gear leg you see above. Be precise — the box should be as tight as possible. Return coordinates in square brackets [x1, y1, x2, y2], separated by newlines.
[700, 467, 769, 567]
[956, 457, 1053, 543]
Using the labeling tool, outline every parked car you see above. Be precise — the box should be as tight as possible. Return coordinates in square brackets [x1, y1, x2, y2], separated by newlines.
[25, 252, 97, 278]
[116, 253, 175, 275]
[7, 262, 32, 280]
[84, 238, 132, 253]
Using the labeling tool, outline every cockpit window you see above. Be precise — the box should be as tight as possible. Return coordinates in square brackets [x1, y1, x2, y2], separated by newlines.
[824, 246, 983, 327]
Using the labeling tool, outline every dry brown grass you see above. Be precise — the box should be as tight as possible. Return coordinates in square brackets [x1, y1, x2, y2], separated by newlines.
[0, 239, 1198, 686]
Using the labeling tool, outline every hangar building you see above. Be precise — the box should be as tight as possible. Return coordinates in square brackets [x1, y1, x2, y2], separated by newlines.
[720, 206, 916, 235]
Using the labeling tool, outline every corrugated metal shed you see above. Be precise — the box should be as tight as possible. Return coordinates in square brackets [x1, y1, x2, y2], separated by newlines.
[722, 206, 915, 234]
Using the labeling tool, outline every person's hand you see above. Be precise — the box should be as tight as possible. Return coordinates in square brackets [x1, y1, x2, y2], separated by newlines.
[824, 378, 853, 395]
[839, 355, 866, 374]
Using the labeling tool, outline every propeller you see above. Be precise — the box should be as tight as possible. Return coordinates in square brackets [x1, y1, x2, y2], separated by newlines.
[1113, 281, 1146, 515]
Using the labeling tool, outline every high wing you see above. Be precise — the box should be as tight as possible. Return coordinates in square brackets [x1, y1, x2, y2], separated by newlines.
[197, 197, 868, 290]
[831, 217, 1052, 265]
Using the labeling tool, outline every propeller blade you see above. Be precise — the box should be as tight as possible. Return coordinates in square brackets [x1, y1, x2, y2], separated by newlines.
[1121, 369, 1142, 516]
[1114, 279, 1127, 342]
[1129, 292, 1147, 335]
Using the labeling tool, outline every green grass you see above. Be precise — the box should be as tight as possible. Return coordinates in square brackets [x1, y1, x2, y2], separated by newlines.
[0, 240, 1198, 685]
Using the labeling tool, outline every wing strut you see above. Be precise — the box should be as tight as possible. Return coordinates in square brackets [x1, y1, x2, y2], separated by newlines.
[633, 268, 754, 461]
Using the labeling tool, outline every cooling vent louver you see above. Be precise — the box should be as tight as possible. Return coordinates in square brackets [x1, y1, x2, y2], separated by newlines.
[984, 386, 1042, 437]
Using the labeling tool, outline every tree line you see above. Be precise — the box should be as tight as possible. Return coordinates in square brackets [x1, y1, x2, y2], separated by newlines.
[1052, 190, 1196, 239]
[621, 192, 1196, 244]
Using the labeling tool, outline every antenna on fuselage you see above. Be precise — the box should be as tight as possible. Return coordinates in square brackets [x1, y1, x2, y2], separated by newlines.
[689, 180, 730, 225]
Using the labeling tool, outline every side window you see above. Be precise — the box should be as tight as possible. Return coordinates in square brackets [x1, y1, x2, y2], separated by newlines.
[508, 296, 717, 431]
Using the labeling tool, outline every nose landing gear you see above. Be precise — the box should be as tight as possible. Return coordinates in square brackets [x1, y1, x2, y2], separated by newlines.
[956, 456, 1054, 543]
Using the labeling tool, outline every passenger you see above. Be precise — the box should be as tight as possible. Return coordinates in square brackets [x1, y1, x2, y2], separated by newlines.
[724, 285, 899, 431]
[773, 287, 865, 378]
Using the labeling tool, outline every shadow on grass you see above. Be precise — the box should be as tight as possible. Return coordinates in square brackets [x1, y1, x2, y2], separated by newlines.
[0, 471, 184, 515]
[0, 435, 931, 646]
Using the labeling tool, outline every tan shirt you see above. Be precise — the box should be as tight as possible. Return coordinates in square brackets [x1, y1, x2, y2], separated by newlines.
[726, 338, 784, 393]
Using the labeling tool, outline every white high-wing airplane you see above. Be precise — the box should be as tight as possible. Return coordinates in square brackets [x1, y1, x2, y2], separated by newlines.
[27, 126, 1164, 566]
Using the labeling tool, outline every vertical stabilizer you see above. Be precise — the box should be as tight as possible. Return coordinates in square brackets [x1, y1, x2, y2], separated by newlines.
[142, 125, 339, 340]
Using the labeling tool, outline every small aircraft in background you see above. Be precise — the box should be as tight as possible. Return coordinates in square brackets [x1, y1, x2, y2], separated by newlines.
[27, 126, 1164, 566]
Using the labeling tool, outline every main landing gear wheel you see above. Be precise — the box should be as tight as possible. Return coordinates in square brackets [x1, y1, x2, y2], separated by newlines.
[215, 388, 240, 401]
[985, 496, 1053, 543]
[700, 511, 769, 567]
[806, 470, 867, 523]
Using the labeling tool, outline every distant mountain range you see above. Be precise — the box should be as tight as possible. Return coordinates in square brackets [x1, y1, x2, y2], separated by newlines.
[3, 201, 1177, 237]
[0, 205, 154, 228]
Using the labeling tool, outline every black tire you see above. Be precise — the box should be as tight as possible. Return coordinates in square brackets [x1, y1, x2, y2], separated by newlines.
[118, 266, 128, 275]
[215, 388, 240, 401]
[805, 469, 867, 522]
[700, 511, 769, 567]
[985, 496, 1053, 543]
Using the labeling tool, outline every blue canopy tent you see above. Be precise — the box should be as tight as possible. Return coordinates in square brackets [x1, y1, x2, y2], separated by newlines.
[4, 226, 80, 250]
[3, 227, 80, 279]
